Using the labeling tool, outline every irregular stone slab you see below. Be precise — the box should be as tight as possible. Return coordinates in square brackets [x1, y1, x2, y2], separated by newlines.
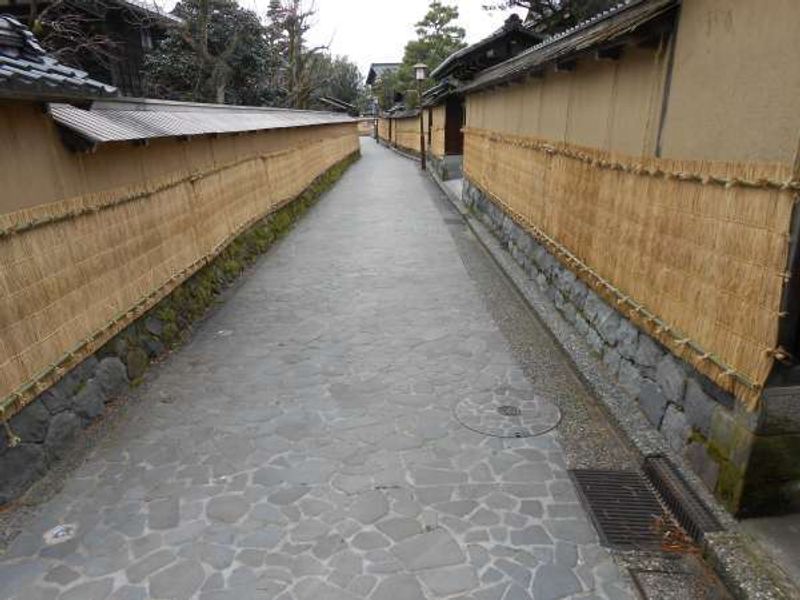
[206, 495, 249, 523]
[372, 574, 426, 600]
[420, 565, 479, 596]
[434, 500, 477, 517]
[199, 543, 235, 570]
[126, 548, 176, 583]
[61, 579, 114, 600]
[546, 519, 597, 544]
[376, 517, 423, 541]
[392, 529, 465, 571]
[351, 531, 390, 550]
[240, 526, 283, 548]
[290, 518, 329, 542]
[267, 486, 309, 506]
[44, 564, 80, 586]
[531, 563, 582, 600]
[348, 490, 388, 524]
[110, 586, 148, 600]
[294, 578, 359, 600]
[411, 467, 466, 485]
[510, 525, 552, 546]
[148, 560, 205, 600]
[148, 497, 180, 530]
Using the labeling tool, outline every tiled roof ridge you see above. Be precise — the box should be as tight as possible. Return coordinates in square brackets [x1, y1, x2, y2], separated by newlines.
[0, 14, 46, 59]
[524, 0, 634, 51]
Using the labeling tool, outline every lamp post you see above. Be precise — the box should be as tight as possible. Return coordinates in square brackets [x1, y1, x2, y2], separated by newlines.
[413, 62, 428, 171]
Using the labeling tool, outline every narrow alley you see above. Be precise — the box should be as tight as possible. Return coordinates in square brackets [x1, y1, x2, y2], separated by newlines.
[0, 140, 637, 600]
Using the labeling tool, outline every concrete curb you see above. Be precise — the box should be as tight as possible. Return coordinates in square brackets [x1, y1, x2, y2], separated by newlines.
[425, 167, 798, 600]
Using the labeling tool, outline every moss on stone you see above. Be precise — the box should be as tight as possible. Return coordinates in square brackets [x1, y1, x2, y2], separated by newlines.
[717, 461, 745, 512]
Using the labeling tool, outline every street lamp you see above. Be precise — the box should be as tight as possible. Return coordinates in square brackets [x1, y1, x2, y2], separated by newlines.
[413, 62, 428, 171]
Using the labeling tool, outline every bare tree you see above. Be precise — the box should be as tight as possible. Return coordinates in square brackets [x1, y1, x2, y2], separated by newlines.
[483, 0, 616, 34]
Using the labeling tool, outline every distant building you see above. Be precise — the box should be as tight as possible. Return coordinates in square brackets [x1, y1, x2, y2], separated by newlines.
[365, 62, 400, 87]
[0, 0, 180, 96]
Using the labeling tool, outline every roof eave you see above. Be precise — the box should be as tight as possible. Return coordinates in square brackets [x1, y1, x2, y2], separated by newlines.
[458, 0, 680, 95]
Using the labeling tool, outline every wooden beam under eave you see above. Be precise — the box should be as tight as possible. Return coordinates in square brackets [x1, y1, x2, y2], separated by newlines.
[554, 59, 577, 73]
[595, 45, 623, 61]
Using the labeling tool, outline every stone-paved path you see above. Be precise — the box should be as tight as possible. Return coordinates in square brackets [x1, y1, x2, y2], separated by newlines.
[0, 140, 633, 600]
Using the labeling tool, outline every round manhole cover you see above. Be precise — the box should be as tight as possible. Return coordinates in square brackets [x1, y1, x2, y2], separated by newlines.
[454, 395, 561, 438]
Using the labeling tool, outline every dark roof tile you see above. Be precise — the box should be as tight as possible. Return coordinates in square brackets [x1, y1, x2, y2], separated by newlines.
[0, 14, 118, 101]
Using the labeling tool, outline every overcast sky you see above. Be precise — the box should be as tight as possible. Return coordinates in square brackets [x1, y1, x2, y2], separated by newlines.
[154, 0, 526, 81]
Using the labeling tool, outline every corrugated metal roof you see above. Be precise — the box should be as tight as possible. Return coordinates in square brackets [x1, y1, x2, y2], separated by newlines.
[459, 0, 678, 94]
[0, 15, 118, 101]
[49, 98, 357, 144]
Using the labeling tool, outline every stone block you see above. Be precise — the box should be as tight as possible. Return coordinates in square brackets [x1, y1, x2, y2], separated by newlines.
[72, 380, 106, 424]
[559, 301, 577, 326]
[39, 388, 70, 415]
[634, 335, 664, 368]
[684, 379, 714, 437]
[616, 321, 639, 360]
[10, 399, 50, 443]
[56, 356, 98, 397]
[602, 347, 621, 378]
[684, 442, 720, 491]
[655, 355, 687, 405]
[94, 357, 128, 400]
[618, 360, 643, 397]
[144, 316, 164, 337]
[583, 292, 607, 326]
[597, 311, 622, 345]
[729, 425, 754, 471]
[0, 443, 47, 504]
[637, 380, 668, 428]
[585, 329, 604, 357]
[143, 337, 166, 359]
[752, 386, 800, 435]
[125, 347, 150, 381]
[44, 412, 81, 461]
[532, 246, 548, 270]
[740, 432, 800, 515]
[575, 315, 590, 337]
[661, 404, 690, 452]
[569, 280, 589, 310]
[555, 269, 576, 295]
[710, 408, 736, 460]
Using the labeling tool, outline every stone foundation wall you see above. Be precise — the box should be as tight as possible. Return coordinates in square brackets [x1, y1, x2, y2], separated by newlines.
[463, 178, 800, 516]
[0, 152, 360, 505]
[428, 154, 463, 182]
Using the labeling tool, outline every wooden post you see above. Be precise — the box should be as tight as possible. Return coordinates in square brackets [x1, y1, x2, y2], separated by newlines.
[418, 82, 426, 171]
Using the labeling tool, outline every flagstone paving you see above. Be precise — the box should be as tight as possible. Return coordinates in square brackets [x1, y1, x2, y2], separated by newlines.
[0, 140, 633, 599]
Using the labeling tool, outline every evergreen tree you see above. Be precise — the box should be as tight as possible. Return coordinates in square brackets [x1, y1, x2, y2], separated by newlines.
[143, 0, 270, 104]
[379, 1, 467, 110]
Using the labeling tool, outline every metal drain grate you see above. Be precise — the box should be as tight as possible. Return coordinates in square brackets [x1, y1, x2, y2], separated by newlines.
[570, 469, 670, 551]
[644, 455, 722, 542]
